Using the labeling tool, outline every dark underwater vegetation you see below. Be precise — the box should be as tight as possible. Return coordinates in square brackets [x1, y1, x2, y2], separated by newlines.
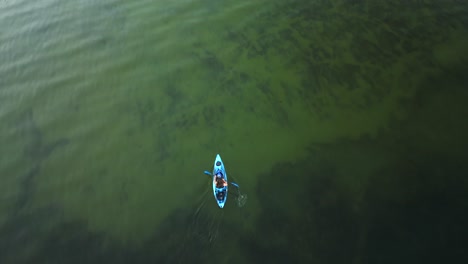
[1, 0, 467, 263]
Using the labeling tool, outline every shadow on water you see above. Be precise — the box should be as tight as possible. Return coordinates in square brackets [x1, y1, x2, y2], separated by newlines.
[243, 143, 468, 264]
[362, 156, 468, 264]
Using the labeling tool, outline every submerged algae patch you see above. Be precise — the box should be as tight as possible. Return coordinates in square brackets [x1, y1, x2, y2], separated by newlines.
[196, 0, 468, 145]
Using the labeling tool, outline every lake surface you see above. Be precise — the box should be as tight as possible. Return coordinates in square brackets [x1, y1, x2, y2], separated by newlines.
[1, 0, 467, 263]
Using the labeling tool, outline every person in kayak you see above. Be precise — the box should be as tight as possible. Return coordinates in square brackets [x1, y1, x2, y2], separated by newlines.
[215, 173, 227, 188]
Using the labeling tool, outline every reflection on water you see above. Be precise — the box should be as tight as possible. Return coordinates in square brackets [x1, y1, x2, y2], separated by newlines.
[0, 0, 467, 263]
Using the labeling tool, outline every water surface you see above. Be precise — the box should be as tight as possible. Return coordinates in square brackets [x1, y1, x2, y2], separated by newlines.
[0, 0, 467, 263]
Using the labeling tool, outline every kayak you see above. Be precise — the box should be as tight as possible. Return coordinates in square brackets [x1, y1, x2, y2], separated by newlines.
[212, 154, 228, 208]
[203, 154, 247, 208]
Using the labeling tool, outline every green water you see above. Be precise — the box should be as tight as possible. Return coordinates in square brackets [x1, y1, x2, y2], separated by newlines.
[1, 0, 467, 263]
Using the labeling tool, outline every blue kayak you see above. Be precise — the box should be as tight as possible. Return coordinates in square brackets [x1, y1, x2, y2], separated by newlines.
[212, 154, 228, 208]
